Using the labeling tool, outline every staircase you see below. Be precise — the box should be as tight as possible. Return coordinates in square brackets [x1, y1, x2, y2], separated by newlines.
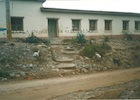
[52, 45, 78, 70]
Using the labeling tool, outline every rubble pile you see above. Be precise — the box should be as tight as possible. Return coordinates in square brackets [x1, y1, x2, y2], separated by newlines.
[0, 38, 140, 81]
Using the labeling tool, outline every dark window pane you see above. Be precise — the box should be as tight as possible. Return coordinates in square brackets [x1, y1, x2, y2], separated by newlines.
[11, 17, 23, 31]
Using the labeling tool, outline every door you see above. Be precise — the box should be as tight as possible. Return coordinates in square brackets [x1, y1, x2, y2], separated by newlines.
[48, 19, 58, 38]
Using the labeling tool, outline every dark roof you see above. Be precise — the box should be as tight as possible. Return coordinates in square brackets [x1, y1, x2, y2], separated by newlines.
[40, 7, 140, 17]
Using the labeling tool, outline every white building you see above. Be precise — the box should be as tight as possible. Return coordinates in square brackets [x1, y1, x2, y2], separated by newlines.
[0, 0, 140, 39]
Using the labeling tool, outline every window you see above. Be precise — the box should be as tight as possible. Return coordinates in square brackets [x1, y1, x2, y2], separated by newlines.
[11, 17, 24, 31]
[122, 21, 129, 30]
[135, 21, 140, 30]
[72, 20, 80, 32]
[105, 20, 112, 30]
[89, 20, 97, 31]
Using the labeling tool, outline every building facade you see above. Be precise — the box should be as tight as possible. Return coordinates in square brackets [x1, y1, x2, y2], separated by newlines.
[0, 0, 140, 39]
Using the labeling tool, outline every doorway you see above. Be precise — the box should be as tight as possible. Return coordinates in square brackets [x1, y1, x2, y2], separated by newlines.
[48, 19, 58, 38]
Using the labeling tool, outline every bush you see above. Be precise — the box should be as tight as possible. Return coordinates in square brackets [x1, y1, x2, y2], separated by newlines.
[25, 32, 42, 43]
[80, 43, 111, 58]
[75, 33, 87, 45]
[0, 57, 16, 63]
[104, 36, 109, 42]
[62, 33, 87, 45]
[0, 70, 9, 77]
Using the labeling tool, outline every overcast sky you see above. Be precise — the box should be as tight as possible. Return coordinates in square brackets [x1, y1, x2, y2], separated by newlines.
[43, 0, 140, 13]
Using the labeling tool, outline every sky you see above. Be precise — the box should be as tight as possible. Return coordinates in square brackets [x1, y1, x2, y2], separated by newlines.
[43, 0, 140, 13]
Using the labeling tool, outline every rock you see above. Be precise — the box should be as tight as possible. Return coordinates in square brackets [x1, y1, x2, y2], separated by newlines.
[20, 72, 26, 76]
[22, 65, 26, 68]
[28, 64, 33, 68]
[81, 68, 88, 73]
[37, 44, 47, 48]
[56, 63, 76, 69]
[1, 78, 8, 81]
[40, 68, 45, 71]
[10, 72, 16, 78]
[52, 68, 59, 72]
[15, 74, 20, 78]
[51, 66, 55, 69]
[85, 57, 89, 60]
[64, 46, 74, 51]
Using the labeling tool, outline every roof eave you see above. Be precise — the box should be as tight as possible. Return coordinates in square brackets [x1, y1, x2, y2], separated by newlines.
[40, 7, 140, 16]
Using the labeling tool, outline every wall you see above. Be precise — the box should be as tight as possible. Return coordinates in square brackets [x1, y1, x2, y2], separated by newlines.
[0, 0, 48, 38]
[44, 11, 140, 38]
[0, 1, 7, 38]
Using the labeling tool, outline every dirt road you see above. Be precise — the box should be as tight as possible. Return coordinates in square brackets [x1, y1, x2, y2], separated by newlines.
[0, 67, 140, 100]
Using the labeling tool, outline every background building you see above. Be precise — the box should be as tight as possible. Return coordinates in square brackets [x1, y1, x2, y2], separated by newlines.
[0, 0, 140, 38]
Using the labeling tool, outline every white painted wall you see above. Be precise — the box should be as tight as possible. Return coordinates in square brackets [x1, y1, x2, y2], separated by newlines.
[0, 0, 48, 38]
[44, 11, 140, 37]
[0, 1, 7, 38]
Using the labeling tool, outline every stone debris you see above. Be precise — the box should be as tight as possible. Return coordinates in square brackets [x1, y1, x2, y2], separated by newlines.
[0, 38, 140, 81]
[56, 63, 76, 69]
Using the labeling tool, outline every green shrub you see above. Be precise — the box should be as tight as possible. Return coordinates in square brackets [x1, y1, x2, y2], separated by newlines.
[0, 70, 9, 77]
[80, 43, 111, 58]
[0, 57, 16, 63]
[75, 33, 87, 45]
[25, 32, 42, 43]
[104, 36, 109, 42]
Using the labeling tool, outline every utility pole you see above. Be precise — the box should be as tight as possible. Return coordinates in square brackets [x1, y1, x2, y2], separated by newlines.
[5, 0, 12, 41]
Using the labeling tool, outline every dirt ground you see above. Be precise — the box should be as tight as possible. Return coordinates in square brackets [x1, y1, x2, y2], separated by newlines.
[0, 37, 140, 99]
[0, 67, 140, 100]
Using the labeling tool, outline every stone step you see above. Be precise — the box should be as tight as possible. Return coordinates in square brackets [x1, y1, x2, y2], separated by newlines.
[55, 58, 73, 63]
[64, 47, 74, 51]
[56, 63, 76, 69]
[62, 51, 78, 55]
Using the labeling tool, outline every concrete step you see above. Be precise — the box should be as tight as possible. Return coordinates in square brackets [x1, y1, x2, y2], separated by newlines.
[62, 51, 78, 55]
[64, 46, 75, 51]
[56, 63, 76, 69]
[55, 58, 73, 63]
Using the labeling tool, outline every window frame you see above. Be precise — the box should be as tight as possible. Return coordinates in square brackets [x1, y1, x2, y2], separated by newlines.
[89, 19, 97, 31]
[72, 19, 81, 32]
[11, 17, 24, 31]
[135, 21, 140, 31]
[122, 20, 129, 31]
[104, 20, 112, 31]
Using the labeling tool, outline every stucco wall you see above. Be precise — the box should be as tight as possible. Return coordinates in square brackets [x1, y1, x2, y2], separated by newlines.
[0, 1, 48, 38]
[44, 11, 140, 38]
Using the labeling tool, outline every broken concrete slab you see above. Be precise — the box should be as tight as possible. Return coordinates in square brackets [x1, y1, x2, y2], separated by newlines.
[56, 63, 76, 69]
